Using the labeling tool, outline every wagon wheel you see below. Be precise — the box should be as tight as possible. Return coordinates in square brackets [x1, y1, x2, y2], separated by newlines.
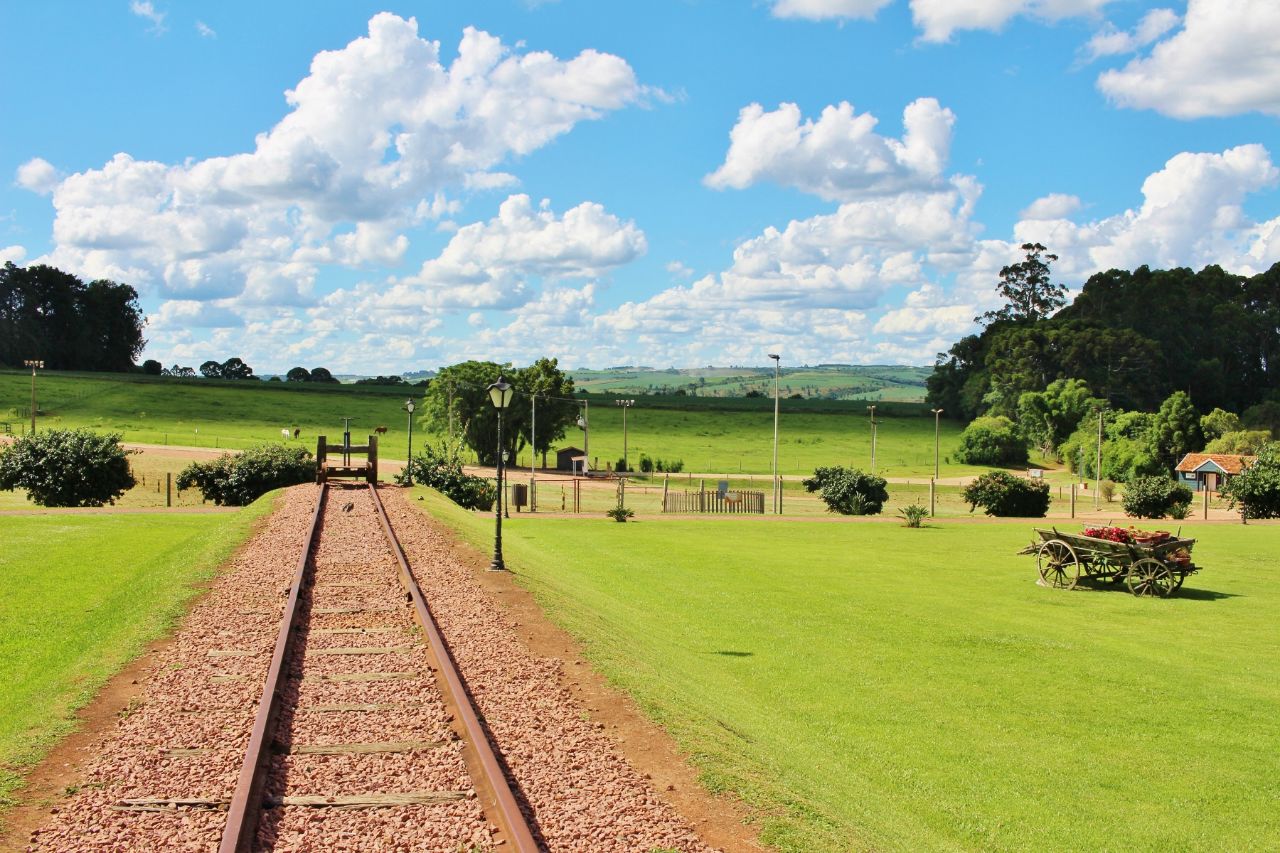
[1037, 539, 1080, 590]
[1124, 558, 1177, 598]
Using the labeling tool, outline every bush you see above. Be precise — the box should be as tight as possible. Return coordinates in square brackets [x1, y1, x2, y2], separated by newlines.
[605, 506, 635, 522]
[954, 416, 1028, 466]
[639, 454, 653, 473]
[898, 503, 928, 528]
[394, 438, 495, 511]
[962, 471, 1050, 517]
[1100, 480, 1116, 503]
[176, 444, 313, 506]
[1122, 476, 1193, 519]
[1221, 442, 1280, 521]
[802, 466, 888, 515]
[0, 429, 136, 506]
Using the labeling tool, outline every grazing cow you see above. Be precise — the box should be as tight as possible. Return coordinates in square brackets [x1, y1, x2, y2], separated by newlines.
[374, 426, 388, 435]
[281, 428, 291, 440]
[293, 428, 301, 439]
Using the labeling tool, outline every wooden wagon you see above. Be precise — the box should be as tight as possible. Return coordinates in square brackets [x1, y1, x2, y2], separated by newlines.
[1029, 527, 1199, 597]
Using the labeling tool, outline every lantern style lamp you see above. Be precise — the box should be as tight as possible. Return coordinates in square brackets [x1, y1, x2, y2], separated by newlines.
[487, 376, 513, 570]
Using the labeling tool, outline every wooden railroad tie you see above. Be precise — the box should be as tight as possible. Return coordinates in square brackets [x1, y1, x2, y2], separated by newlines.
[310, 646, 413, 656]
[278, 740, 446, 756]
[313, 606, 397, 614]
[206, 649, 257, 658]
[113, 791, 467, 812]
[312, 626, 401, 635]
[299, 702, 423, 713]
[302, 671, 417, 683]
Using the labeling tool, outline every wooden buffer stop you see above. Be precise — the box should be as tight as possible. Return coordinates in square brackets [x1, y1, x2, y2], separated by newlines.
[315, 434, 378, 484]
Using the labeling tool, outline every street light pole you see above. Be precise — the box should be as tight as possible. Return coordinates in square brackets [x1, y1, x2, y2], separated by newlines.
[867, 405, 878, 475]
[931, 408, 944, 480]
[769, 354, 781, 514]
[615, 399, 634, 471]
[487, 376, 514, 571]
[403, 399, 416, 486]
[23, 360, 43, 434]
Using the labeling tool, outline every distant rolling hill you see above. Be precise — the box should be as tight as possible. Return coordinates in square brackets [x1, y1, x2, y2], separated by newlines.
[568, 365, 931, 402]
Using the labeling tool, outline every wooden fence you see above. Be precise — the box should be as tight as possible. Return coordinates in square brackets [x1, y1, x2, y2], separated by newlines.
[663, 489, 765, 514]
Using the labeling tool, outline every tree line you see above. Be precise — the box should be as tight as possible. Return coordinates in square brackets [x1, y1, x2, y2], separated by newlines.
[931, 245, 1280, 483]
[0, 262, 145, 372]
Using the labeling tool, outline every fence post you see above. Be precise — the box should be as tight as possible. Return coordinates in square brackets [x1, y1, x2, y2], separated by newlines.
[1070, 483, 1076, 518]
[662, 475, 669, 513]
[1203, 487, 1210, 520]
[166, 472, 171, 508]
[929, 477, 935, 517]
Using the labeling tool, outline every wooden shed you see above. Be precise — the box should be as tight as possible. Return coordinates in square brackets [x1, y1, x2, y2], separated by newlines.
[556, 446, 587, 475]
[1175, 453, 1254, 492]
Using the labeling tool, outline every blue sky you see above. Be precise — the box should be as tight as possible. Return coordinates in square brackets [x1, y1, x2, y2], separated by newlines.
[2, 0, 1278, 373]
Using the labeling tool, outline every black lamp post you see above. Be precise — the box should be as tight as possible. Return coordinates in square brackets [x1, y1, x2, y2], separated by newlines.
[23, 360, 43, 434]
[487, 376, 514, 571]
[403, 399, 416, 486]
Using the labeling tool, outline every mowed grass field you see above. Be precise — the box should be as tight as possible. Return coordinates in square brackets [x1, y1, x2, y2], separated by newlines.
[0, 497, 275, 817]
[1, 370, 982, 478]
[419, 490, 1279, 851]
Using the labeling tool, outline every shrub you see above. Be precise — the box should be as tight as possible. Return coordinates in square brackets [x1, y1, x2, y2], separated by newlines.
[176, 444, 313, 506]
[605, 506, 635, 523]
[802, 466, 887, 515]
[1122, 475, 1193, 519]
[898, 503, 928, 528]
[962, 471, 1050, 517]
[0, 429, 136, 506]
[1100, 480, 1116, 503]
[954, 416, 1028, 466]
[1221, 442, 1280, 521]
[639, 454, 653, 473]
[394, 438, 495, 511]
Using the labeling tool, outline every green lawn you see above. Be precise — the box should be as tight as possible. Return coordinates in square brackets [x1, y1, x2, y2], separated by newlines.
[420, 490, 1279, 851]
[0, 497, 275, 817]
[2, 370, 985, 478]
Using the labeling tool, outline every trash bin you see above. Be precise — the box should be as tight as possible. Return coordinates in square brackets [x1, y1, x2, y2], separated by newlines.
[512, 483, 528, 511]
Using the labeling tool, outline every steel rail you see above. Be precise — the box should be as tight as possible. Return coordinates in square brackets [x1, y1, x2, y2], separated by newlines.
[366, 483, 541, 853]
[219, 482, 327, 853]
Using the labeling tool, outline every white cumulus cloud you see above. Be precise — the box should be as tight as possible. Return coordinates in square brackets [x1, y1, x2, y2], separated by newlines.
[770, 0, 895, 21]
[25, 14, 651, 306]
[705, 98, 956, 201]
[1082, 8, 1179, 61]
[0, 245, 26, 265]
[1097, 0, 1280, 118]
[15, 158, 60, 194]
[910, 0, 1112, 43]
[129, 0, 166, 34]
[1020, 193, 1082, 220]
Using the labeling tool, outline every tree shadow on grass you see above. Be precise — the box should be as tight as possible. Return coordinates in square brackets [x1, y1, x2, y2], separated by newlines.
[712, 650, 753, 657]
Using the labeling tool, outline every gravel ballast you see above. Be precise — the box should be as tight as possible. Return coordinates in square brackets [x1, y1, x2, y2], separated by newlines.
[27, 484, 723, 851]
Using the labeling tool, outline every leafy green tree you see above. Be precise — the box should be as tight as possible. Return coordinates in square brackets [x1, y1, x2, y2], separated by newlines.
[286, 366, 311, 382]
[962, 471, 1049, 517]
[0, 429, 136, 506]
[978, 242, 1066, 326]
[1060, 410, 1162, 483]
[309, 366, 339, 383]
[1200, 408, 1243, 442]
[1221, 442, 1280, 521]
[219, 357, 255, 380]
[953, 416, 1027, 466]
[1122, 476, 1193, 519]
[175, 444, 312, 506]
[141, 359, 162, 375]
[1150, 391, 1202, 469]
[802, 467, 888, 515]
[1243, 401, 1280, 435]
[392, 437, 495, 511]
[420, 359, 577, 467]
[1016, 378, 1101, 458]
[200, 360, 222, 378]
[1205, 430, 1272, 455]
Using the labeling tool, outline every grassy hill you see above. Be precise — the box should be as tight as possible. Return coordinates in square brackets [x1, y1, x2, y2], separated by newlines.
[1, 370, 981, 477]
[570, 365, 931, 402]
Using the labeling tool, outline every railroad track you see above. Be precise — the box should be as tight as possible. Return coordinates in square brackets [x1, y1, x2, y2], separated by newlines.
[211, 482, 541, 852]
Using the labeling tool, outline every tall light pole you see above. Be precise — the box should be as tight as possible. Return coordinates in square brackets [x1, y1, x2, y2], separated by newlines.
[24, 360, 43, 434]
[487, 376, 513, 571]
[867, 405, 878, 475]
[1095, 409, 1104, 512]
[931, 408, 944, 480]
[615, 399, 634, 471]
[403, 399, 416, 486]
[769, 354, 781, 514]
[530, 393, 537, 471]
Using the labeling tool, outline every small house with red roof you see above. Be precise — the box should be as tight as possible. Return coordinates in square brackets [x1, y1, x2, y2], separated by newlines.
[1174, 453, 1255, 492]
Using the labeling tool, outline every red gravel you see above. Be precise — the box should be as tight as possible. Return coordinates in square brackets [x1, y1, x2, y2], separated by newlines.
[26, 484, 722, 851]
